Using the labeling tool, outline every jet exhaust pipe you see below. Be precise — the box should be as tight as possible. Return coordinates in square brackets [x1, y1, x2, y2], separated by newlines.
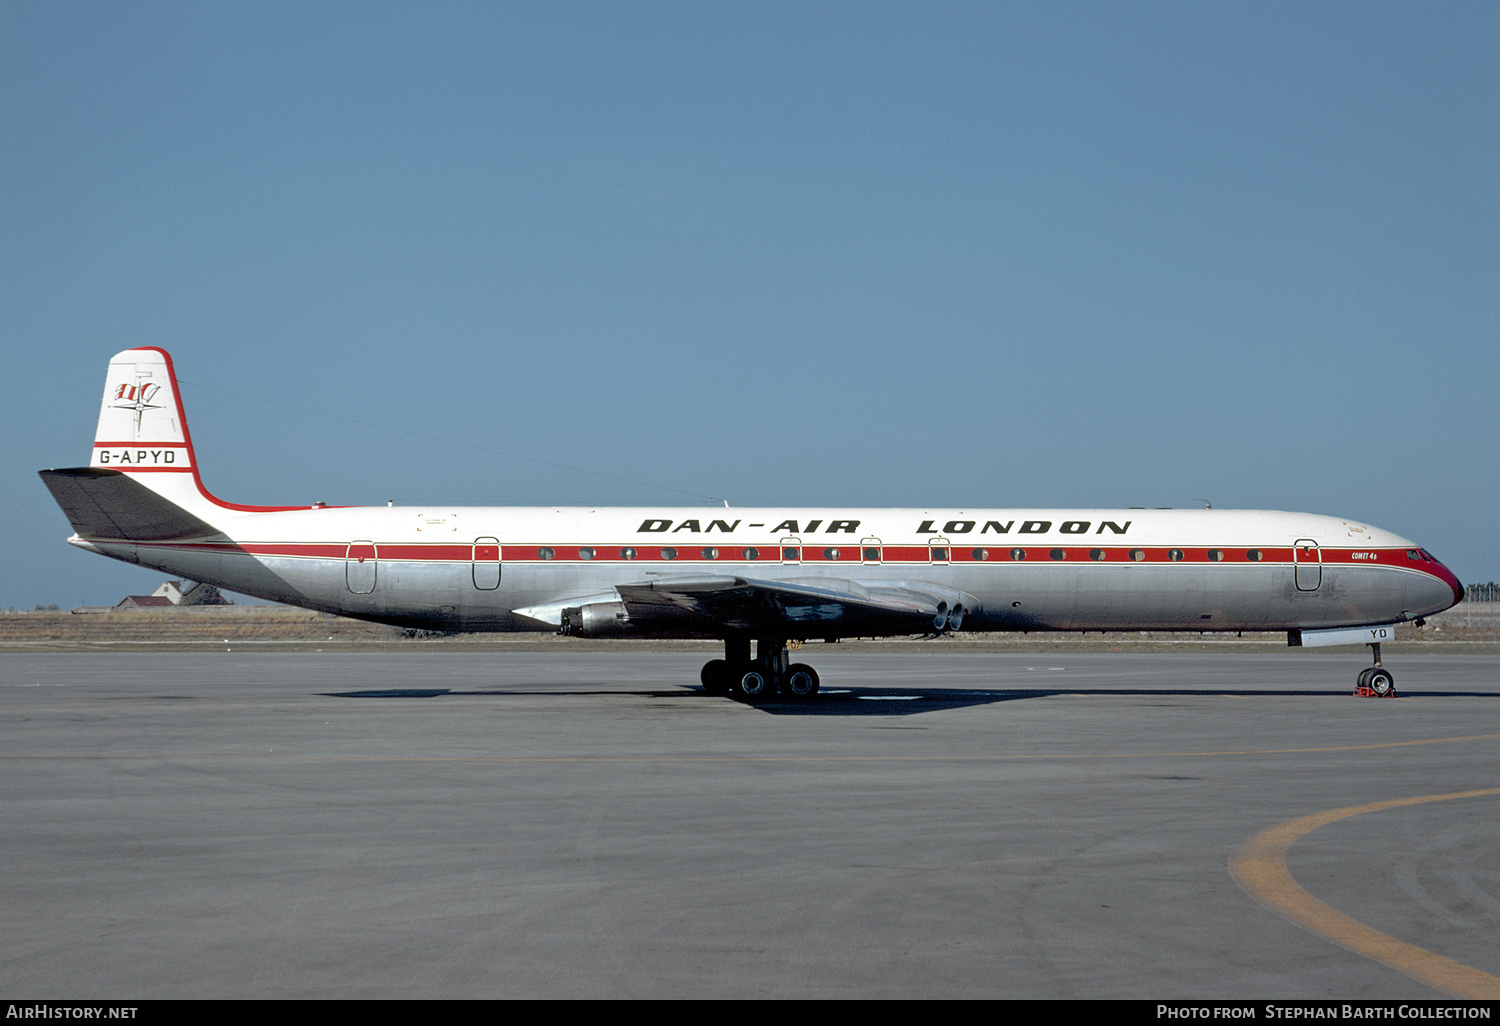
[947, 604, 965, 631]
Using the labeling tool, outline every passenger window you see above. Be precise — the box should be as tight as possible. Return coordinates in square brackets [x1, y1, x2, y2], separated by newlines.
[662, 547, 677, 560]
[1010, 548, 1026, 561]
[701, 547, 718, 559]
[823, 548, 840, 560]
[580, 547, 595, 560]
[1208, 549, 1224, 562]
[621, 547, 637, 560]
[539, 547, 555, 560]
[972, 548, 988, 561]
[742, 547, 759, 560]
[1089, 549, 1105, 561]
[1168, 549, 1183, 562]
[1129, 549, 1145, 562]
[1246, 549, 1262, 562]
[1050, 548, 1065, 561]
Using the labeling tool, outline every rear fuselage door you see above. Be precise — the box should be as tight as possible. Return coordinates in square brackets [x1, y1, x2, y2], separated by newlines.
[346, 541, 377, 594]
[1294, 539, 1321, 591]
[473, 537, 501, 590]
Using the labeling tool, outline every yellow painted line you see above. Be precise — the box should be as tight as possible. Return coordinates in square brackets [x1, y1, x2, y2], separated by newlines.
[1230, 789, 1500, 999]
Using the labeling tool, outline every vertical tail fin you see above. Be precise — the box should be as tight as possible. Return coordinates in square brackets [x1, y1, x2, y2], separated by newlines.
[85, 348, 298, 515]
[91, 347, 197, 477]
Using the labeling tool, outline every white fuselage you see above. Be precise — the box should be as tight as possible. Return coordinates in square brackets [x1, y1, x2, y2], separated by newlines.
[73, 502, 1463, 636]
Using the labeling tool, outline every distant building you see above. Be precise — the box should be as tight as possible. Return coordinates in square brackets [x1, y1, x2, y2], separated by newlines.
[115, 580, 232, 609]
[115, 595, 174, 609]
[153, 580, 230, 606]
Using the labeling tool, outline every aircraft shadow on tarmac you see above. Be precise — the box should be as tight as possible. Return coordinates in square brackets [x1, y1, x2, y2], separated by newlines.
[321, 686, 1500, 717]
[324, 685, 1013, 715]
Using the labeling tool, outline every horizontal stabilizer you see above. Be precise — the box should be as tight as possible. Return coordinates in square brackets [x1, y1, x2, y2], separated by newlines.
[38, 468, 220, 541]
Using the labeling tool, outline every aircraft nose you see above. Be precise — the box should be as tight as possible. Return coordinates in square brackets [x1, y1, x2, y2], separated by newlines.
[1416, 549, 1464, 613]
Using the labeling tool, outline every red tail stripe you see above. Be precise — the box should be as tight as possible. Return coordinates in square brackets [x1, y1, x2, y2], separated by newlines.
[94, 441, 190, 448]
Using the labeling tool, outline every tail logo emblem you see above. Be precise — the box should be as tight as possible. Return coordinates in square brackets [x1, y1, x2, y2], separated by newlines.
[111, 382, 163, 430]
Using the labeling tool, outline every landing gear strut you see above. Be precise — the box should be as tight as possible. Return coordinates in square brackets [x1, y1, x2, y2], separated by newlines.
[700, 636, 820, 701]
[1354, 641, 1396, 698]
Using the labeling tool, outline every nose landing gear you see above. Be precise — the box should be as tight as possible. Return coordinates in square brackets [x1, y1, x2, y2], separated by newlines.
[1354, 642, 1396, 698]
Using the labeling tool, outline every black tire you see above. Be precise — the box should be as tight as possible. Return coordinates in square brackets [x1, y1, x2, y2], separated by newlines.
[1356, 667, 1374, 692]
[1368, 668, 1395, 697]
[785, 664, 820, 699]
[736, 669, 770, 700]
[701, 659, 729, 694]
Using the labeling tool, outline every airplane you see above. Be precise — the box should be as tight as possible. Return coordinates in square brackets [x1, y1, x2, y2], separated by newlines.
[40, 348, 1464, 701]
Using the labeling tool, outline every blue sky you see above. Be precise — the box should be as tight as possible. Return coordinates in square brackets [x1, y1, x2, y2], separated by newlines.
[4, 1, 1497, 608]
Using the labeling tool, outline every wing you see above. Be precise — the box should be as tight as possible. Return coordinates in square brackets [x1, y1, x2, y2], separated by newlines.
[610, 574, 978, 637]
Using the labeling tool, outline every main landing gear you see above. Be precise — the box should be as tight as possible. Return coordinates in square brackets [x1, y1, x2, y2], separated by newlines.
[1354, 641, 1396, 698]
[700, 636, 820, 701]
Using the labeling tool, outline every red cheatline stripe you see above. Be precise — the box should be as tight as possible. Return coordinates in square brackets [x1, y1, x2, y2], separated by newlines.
[115, 540, 1446, 577]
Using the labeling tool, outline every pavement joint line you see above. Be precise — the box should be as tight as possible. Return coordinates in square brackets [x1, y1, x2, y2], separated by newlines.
[4, 732, 1499, 762]
[1230, 789, 1500, 999]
